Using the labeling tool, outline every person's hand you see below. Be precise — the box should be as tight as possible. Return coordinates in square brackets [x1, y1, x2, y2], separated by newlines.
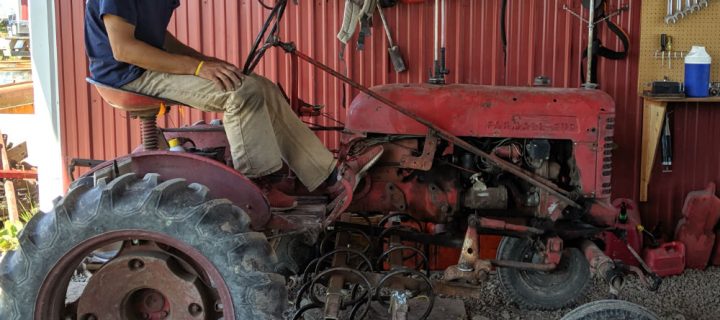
[196, 61, 244, 91]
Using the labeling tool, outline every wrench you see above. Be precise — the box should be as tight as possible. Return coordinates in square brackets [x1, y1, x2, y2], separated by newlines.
[692, 0, 701, 11]
[665, 0, 678, 23]
[673, 0, 686, 20]
[699, 0, 709, 8]
[684, 0, 694, 14]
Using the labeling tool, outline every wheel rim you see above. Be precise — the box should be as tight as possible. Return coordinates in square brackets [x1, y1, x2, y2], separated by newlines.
[35, 230, 236, 320]
[518, 243, 572, 289]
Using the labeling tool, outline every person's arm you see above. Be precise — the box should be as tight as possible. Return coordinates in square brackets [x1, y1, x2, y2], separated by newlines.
[103, 14, 242, 91]
[164, 32, 223, 63]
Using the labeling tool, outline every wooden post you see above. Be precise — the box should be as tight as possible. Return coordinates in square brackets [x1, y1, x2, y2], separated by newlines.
[0, 130, 19, 222]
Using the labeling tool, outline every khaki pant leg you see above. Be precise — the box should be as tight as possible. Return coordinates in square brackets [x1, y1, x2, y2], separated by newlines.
[123, 70, 284, 178]
[123, 71, 335, 190]
[249, 75, 337, 191]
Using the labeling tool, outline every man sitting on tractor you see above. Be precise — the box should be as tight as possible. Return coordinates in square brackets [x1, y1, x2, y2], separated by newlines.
[84, 0, 382, 211]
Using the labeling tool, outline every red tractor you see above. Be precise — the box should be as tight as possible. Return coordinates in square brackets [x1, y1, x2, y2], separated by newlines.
[0, 1, 657, 319]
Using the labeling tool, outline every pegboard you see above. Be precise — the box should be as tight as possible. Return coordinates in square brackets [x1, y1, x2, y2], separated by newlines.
[638, 1, 720, 92]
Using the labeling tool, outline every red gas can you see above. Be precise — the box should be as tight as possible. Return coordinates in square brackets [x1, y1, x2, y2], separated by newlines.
[643, 242, 686, 277]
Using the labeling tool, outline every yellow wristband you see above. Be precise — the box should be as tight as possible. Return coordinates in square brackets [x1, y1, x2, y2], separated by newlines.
[194, 61, 205, 76]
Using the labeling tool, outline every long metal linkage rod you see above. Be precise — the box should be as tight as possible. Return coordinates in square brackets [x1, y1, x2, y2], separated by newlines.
[278, 44, 581, 209]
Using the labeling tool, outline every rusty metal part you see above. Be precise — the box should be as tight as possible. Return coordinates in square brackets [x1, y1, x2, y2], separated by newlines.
[0, 169, 37, 179]
[76, 242, 211, 320]
[582, 240, 623, 296]
[443, 260, 492, 285]
[386, 183, 408, 212]
[543, 237, 564, 265]
[84, 152, 272, 230]
[310, 267, 373, 320]
[493, 144, 523, 163]
[140, 115, 159, 151]
[490, 259, 557, 271]
[443, 216, 492, 284]
[464, 184, 508, 210]
[477, 217, 544, 235]
[281, 46, 581, 209]
[35, 231, 235, 320]
[399, 130, 438, 171]
[374, 268, 435, 320]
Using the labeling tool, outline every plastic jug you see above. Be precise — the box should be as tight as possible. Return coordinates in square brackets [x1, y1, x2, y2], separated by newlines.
[643, 242, 686, 277]
[684, 46, 712, 97]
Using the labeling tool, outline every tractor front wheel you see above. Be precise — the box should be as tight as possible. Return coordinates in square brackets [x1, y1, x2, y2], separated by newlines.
[0, 173, 286, 320]
[496, 236, 590, 310]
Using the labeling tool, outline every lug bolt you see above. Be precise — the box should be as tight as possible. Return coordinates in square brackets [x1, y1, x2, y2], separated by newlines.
[188, 303, 203, 316]
[84, 314, 97, 320]
[128, 259, 145, 271]
[215, 301, 224, 311]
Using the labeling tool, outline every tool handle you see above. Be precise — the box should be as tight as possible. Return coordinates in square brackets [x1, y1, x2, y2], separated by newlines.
[376, 5, 396, 47]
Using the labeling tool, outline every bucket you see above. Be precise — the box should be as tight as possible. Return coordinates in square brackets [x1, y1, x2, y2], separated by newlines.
[684, 46, 712, 97]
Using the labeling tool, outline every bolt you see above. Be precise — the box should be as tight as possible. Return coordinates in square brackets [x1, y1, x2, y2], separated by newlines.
[188, 303, 203, 317]
[215, 302, 224, 312]
[84, 314, 97, 320]
[131, 239, 140, 245]
[129, 258, 145, 271]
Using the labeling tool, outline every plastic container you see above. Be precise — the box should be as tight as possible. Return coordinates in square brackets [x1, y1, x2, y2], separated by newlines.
[684, 46, 712, 97]
[643, 242, 686, 277]
[168, 138, 185, 152]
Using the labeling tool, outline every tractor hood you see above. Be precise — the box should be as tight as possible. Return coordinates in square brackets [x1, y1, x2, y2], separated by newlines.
[346, 84, 615, 141]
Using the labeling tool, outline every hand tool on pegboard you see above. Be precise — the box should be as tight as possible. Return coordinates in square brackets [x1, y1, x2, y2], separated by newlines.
[661, 111, 673, 172]
[665, 0, 711, 24]
[376, 4, 407, 72]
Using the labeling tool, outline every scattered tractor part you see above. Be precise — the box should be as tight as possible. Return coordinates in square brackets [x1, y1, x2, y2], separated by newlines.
[561, 300, 659, 320]
[496, 237, 591, 310]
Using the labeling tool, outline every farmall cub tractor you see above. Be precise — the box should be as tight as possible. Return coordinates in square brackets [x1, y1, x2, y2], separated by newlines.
[1, 1, 657, 319]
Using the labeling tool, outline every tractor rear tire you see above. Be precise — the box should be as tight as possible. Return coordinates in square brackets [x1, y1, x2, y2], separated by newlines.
[496, 236, 590, 310]
[560, 300, 659, 320]
[0, 173, 286, 320]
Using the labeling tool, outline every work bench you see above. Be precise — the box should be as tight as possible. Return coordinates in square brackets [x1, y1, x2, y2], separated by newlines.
[640, 95, 720, 202]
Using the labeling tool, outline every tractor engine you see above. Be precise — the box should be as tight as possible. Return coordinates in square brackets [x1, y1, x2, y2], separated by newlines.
[344, 84, 616, 225]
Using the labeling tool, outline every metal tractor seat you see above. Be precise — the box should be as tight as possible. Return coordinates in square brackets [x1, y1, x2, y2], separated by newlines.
[87, 78, 182, 150]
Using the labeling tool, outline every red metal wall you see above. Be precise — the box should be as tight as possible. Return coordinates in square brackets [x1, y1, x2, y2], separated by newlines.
[54, 0, 719, 236]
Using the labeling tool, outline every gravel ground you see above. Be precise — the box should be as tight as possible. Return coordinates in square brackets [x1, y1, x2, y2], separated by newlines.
[467, 267, 720, 320]
[66, 267, 720, 320]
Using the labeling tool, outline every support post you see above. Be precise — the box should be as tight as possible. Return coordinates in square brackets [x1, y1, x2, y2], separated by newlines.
[640, 99, 668, 202]
[0, 131, 19, 222]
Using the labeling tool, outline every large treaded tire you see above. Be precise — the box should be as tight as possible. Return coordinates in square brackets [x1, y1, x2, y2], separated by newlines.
[560, 300, 659, 320]
[496, 236, 591, 310]
[0, 173, 286, 320]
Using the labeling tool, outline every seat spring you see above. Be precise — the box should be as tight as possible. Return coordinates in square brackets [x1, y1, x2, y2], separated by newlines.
[140, 115, 158, 151]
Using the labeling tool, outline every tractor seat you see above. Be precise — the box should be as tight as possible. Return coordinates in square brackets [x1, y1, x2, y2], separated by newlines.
[86, 78, 181, 114]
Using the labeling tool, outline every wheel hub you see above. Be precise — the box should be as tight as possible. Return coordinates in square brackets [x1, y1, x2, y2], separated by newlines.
[76, 242, 209, 320]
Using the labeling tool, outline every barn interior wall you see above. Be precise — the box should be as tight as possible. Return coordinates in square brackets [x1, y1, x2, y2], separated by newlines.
[55, 0, 720, 236]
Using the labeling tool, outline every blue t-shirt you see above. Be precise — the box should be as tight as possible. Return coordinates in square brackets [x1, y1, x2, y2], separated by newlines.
[85, 0, 180, 88]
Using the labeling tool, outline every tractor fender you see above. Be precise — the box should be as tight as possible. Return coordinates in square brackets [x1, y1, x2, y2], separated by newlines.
[79, 151, 272, 230]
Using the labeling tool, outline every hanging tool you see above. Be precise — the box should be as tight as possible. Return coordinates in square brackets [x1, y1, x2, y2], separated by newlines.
[376, 4, 407, 72]
[665, 0, 677, 24]
[660, 34, 667, 68]
[429, 0, 449, 84]
[661, 111, 673, 172]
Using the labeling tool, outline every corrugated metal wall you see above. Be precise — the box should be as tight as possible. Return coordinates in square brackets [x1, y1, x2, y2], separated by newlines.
[54, 0, 719, 236]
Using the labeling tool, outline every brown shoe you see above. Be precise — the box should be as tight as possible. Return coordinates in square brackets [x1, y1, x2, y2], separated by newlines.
[255, 181, 297, 211]
[325, 145, 384, 225]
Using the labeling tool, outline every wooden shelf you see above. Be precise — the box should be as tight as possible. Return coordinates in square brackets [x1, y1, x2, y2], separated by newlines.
[643, 95, 720, 103]
[639, 95, 720, 202]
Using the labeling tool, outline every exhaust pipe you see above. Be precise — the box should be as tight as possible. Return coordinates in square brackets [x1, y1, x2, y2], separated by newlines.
[581, 240, 624, 296]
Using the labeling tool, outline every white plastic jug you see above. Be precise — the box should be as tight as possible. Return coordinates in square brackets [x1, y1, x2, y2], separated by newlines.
[685, 46, 712, 97]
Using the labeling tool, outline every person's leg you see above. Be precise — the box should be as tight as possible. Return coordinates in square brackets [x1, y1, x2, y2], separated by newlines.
[122, 70, 335, 190]
[247, 75, 337, 191]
